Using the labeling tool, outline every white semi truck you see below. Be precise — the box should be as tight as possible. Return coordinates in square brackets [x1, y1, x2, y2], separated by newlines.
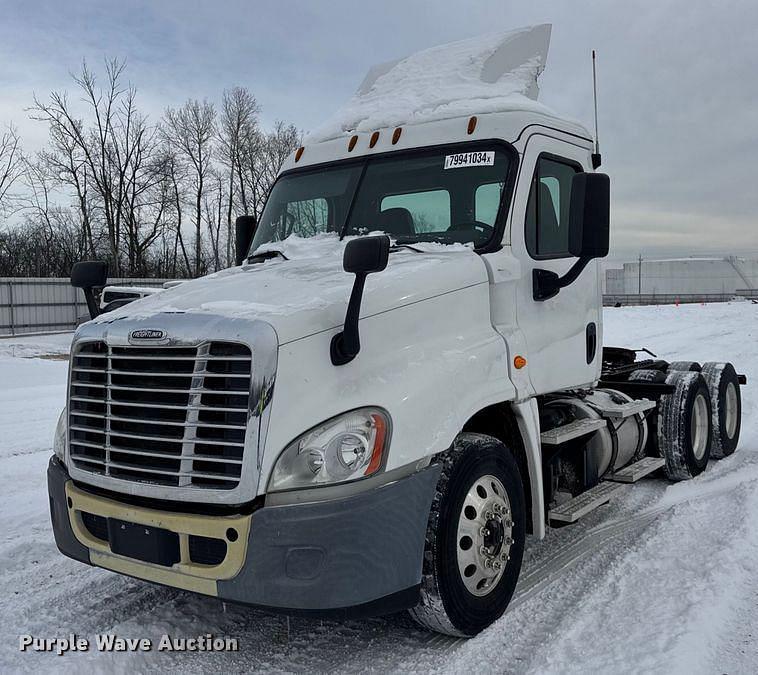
[48, 26, 744, 637]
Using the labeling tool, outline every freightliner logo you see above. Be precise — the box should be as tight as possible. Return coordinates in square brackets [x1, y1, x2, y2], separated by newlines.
[128, 329, 167, 342]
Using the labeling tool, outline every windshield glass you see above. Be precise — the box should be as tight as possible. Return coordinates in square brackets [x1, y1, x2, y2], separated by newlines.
[249, 145, 512, 253]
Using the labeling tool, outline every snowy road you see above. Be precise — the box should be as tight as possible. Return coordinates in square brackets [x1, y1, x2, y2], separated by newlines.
[1, 303, 756, 673]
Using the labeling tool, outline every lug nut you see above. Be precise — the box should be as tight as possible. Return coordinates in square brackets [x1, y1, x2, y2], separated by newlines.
[485, 511, 493, 520]
[480, 527, 489, 537]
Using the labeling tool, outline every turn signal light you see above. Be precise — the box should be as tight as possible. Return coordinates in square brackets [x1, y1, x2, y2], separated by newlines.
[514, 355, 527, 369]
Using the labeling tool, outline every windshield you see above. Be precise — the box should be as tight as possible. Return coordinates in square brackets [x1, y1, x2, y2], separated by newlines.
[249, 144, 512, 253]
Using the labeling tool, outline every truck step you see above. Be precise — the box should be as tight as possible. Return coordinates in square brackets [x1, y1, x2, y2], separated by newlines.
[591, 397, 656, 420]
[548, 481, 623, 524]
[607, 456, 665, 483]
[540, 418, 607, 446]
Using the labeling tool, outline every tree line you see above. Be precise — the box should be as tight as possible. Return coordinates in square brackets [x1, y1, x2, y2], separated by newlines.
[0, 59, 301, 278]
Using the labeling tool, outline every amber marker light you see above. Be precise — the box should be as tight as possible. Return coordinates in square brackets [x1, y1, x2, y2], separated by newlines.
[514, 355, 527, 369]
[348, 135, 358, 152]
[365, 413, 388, 475]
[369, 131, 380, 148]
[392, 127, 402, 145]
[467, 116, 478, 134]
[295, 146, 304, 162]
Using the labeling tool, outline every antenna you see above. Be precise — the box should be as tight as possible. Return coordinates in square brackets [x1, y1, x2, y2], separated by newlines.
[591, 49, 602, 169]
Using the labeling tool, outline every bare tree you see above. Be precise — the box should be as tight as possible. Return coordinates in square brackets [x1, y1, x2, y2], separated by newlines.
[0, 124, 23, 214]
[1, 59, 300, 278]
[218, 87, 260, 261]
[163, 99, 216, 276]
[30, 59, 168, 274]
[238, 120, 300, 220]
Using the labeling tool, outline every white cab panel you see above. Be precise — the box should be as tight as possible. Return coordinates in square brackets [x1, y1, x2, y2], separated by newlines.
[505, 131, 602, 394]
[259, 282, 515, 493]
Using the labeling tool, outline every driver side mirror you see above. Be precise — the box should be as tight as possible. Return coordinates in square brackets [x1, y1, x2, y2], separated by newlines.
[70, 260, 108, 319]
[533, 172, 610, 301]
[235, 215, 257, 266]
[568, 172, 610, 259]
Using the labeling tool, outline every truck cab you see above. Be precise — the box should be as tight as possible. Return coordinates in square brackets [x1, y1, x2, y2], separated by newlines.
[48, 27, 743, 637]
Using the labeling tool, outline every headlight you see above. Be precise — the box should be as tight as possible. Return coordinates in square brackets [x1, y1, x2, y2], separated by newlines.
[53, 408, 66, 462]
[269, 408, 390, 491]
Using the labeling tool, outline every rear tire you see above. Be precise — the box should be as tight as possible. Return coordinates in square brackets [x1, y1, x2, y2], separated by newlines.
[409, 433, 525, 637]
[701, 362, 741, 459]
[658, 371, 712, 480]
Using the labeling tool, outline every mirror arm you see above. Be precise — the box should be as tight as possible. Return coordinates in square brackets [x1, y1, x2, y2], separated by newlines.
[330, 272, 367, 366]
[533, 256, 592, 301]
[83, 288, 102, 319]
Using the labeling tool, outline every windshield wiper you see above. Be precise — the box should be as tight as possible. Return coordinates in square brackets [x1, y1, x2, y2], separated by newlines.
[390, 243, 425, 253]
[247, 249, 289, 264]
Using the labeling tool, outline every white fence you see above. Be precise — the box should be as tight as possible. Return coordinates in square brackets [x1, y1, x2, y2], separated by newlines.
[0, 278, 174, 336]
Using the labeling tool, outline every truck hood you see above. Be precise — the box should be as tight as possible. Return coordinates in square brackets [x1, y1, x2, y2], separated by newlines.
[94, 235, 489, 345]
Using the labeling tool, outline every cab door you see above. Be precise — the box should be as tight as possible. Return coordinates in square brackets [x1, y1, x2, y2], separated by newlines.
[508, 133, 602, 395]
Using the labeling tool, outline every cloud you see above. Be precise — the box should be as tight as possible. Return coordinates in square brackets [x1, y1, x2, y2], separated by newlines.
[2, 0, 757, 258]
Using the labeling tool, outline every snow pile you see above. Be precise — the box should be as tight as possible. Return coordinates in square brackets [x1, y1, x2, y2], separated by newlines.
[252, 232, 348, 260]
[307, 24, 555, 142]
[253, 232, 472, 259]
[90, 232, 478, 340]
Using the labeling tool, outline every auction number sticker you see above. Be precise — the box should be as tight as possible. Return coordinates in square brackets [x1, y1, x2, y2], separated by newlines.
[444, 151, 495, 169]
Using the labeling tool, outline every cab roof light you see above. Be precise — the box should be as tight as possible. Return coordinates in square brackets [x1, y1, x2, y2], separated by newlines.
[295, 146, 304, 162]
[348, 135, 358, 152]
[467, 116, 478, 135]
[369, 131, 380, 148]
[391, 127, 402, 145]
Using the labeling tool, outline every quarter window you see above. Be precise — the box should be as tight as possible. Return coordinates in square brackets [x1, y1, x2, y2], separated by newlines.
[525, 156, 580, 258]
[475, 182, 504, 226]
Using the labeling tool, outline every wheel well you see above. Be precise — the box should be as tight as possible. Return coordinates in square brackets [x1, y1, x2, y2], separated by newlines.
[462, 403, 533, 534]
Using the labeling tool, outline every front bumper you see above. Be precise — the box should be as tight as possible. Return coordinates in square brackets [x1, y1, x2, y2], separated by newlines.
[48, 457, 440, 618]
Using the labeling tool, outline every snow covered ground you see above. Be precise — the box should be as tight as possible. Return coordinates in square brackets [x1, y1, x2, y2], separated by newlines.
[0, 302, 756, 673]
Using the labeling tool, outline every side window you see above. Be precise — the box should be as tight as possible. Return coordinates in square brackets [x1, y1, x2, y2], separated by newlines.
[475, 182, 504, 226]
[381, 189, 450, 233]
[525, 156, 579, 258]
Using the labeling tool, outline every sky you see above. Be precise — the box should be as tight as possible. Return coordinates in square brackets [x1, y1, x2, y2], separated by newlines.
[1, 0, 757, 261]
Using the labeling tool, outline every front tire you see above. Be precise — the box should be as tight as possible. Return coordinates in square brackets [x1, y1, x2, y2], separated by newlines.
[409, 433, 525, 637]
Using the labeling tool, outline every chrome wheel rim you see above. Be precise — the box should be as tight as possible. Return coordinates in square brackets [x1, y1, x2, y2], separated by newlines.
[725, 382, 738, 439]
[456, 474, 512, 597]
[691, 393, 709, 460]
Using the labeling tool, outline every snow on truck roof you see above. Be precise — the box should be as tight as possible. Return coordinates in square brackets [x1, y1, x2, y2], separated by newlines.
[303, 24, 588, 148]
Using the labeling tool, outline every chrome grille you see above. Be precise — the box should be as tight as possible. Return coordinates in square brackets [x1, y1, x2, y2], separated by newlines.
[68, 341, 252, 490]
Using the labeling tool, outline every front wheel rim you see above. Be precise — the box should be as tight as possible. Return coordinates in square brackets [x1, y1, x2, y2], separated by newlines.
[455, 474, 513, 597]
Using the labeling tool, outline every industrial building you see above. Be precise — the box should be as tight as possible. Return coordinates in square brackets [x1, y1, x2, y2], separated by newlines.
[604, 257, 758, 301]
